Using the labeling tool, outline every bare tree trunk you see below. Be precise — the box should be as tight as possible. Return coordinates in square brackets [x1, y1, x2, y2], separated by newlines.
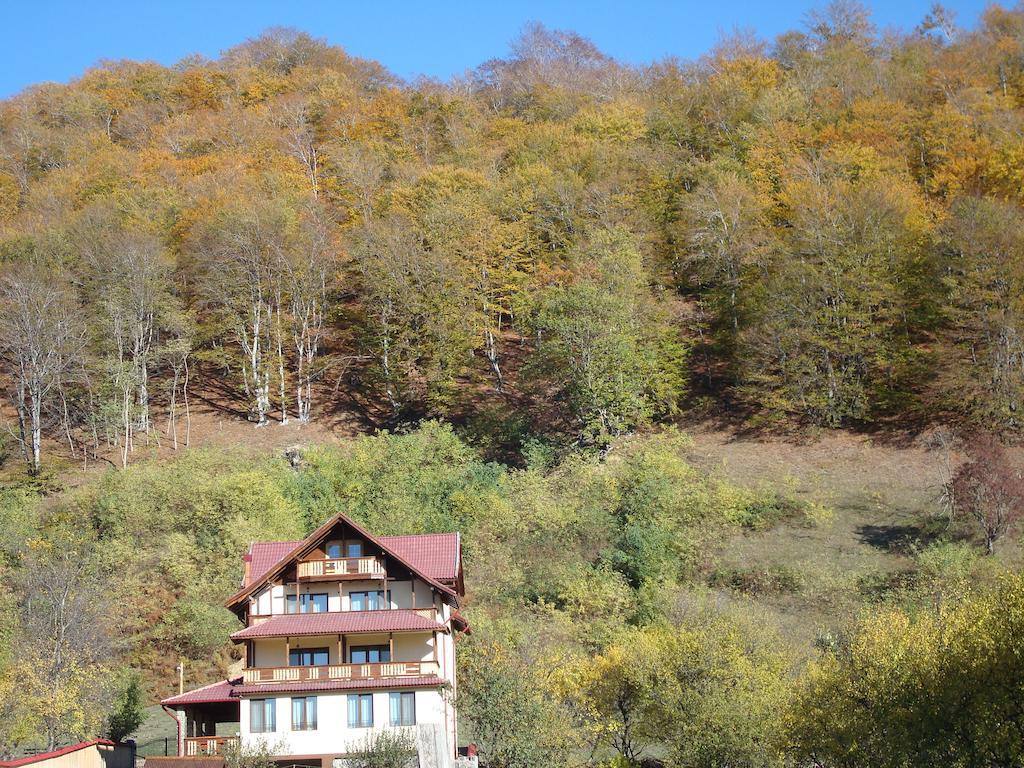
[167, 365, 179, 451]
[183, 353, 191, 447]
[276, 301, 288, 425]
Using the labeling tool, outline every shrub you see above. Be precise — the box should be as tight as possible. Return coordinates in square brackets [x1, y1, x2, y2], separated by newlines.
[346, 731, 417, 768]
[708, 565, 803, 596]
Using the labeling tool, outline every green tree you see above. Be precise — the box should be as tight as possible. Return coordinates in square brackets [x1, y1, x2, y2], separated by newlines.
[531, 228, 687, 444]
[106, 671, 145, 742]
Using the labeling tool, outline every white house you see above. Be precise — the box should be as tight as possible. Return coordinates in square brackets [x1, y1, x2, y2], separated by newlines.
[161, 512, 469, 767]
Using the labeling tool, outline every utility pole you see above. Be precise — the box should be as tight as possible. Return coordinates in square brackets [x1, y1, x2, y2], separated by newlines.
[176, 662, 184, 696]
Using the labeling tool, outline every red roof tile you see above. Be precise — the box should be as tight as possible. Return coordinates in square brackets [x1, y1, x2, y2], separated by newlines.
[161, 678, 241, 707]
[231, 609, 444, 640]
[247, 540, 303, 586]
[233, 676, 445, 696]
[379, 533, 460, 582]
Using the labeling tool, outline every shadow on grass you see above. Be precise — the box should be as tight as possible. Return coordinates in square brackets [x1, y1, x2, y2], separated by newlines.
[856, 523, 934, 554]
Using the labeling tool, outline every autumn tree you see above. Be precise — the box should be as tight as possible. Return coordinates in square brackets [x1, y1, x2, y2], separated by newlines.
[788, 573, 1024, 767]
[193, 197, 290, 426]
[0, 265, 83, 474]
[739, 167, 935, 426]
[949, 433, 1024, 554]
[11, 532, 115, 750]
[940, 196, 1024, 427]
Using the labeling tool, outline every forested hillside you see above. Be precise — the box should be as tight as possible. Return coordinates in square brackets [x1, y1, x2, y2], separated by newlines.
[2, 2, 1024, 767]
[6, 2, 1024, 465]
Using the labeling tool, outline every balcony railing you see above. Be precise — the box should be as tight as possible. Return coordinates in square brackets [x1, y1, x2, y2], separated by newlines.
[297, 556, 385, 579]
[184, 737, 238, 756]
[242, 660, 440, 685]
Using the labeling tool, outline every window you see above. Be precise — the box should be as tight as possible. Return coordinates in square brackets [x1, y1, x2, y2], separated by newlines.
[390, 692, 416, 726]
[327, 541, 363, 559]
[291, 696, 317, 730]
[286, 593, 328, 614]
[347, 693, 373, 728]
[250, 699, 275, 733]
[350, 645, 391, 664]
[349, 590, 389, 611]
[289, 647, 329, 667]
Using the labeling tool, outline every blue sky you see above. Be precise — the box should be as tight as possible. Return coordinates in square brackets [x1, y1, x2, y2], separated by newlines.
[0, 0, 994, 98]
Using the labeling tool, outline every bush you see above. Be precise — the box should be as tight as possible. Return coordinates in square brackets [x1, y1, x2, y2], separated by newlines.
[708, 565, 804, 596]
[346, 731, 417, 768]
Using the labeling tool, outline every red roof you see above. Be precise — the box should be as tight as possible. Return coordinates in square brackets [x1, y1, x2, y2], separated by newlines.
[247, 541, 303, 586]
[231, 609, 445, 640]
[379, 533, 460, 582]
[0, 741, 116, 767]
[161, 678, 241, 707]
[246, 533, 460, 587]
[233, 676, 445, 696]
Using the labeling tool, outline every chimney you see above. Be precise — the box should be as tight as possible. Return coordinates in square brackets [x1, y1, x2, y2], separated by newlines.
[242, 552, 253, 586]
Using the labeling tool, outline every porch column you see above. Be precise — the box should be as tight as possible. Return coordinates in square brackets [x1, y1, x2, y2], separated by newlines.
[174, 708, 186, 756]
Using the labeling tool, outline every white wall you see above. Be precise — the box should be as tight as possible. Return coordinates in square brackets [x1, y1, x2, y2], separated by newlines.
[250, 631, 438, 667]
[239, 689, 446, 756]
[252, 579, 447, 617]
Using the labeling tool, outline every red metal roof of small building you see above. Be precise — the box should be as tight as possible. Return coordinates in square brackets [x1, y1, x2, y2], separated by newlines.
[233, 675, 445, 696]
[246, 533, 460, 587]
[0, 741, 117, 768]
[230, 609, 445, 640]
[161, 678, 241, 706]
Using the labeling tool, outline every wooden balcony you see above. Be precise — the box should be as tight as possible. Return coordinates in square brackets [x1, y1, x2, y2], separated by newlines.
[297, 556, 386, 580]
[184, 737, 238, 756]
[242, 660, 440, 685]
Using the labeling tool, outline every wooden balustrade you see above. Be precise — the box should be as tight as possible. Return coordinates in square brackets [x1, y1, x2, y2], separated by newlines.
[297, 556, 386, 579]
[242, 660, 440, 685]
[184, 737, 238, 756]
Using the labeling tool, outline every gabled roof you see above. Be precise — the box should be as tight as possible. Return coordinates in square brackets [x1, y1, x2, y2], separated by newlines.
[230, 609, 445, 640]
[245, 532, 460, 586]
[225, 512, 459, 611]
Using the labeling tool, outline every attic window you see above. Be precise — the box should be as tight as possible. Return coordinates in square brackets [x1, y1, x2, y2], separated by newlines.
[325, 541, 363, 559]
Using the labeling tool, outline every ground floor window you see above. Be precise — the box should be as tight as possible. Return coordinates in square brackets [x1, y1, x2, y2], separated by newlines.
[347, 693, 373, 728]
[250, 699, 275, 733]
[389, 691, 416, 726]
[292, 696, 317, 730]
